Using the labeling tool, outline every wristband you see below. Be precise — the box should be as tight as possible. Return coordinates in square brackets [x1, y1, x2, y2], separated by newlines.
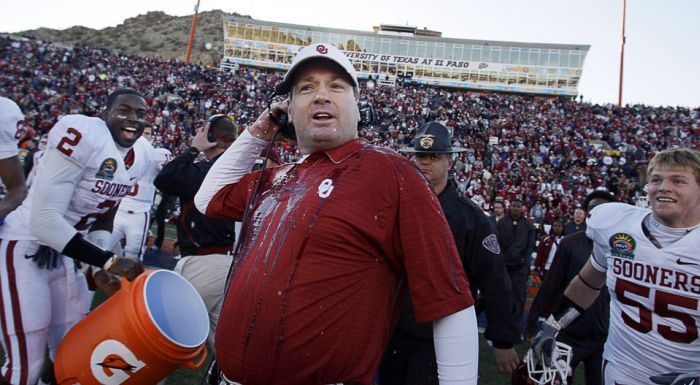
[102, 255, 121, 272]
[552, 295, 585, 329]
[491, 341, 514, 349]
[61, 232, 114, 268]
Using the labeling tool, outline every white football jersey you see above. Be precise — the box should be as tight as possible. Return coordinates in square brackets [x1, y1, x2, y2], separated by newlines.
[0, 96, 23, 160]
[118, 139, 170, 213]
[587, 203, 700, 379]
[0, 115, 152, 242]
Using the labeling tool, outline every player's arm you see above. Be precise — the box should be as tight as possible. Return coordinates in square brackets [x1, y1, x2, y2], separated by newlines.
[0, 155, 27, 219]
[194, 129, 270, 214]
[433, 307, 479, 385]
[531, 258, 605, 366]
[563, 258, 606, 309]
[86, 204, 123, 296]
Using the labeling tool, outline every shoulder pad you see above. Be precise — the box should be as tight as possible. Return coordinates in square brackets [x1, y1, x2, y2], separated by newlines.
[47, 115, 107, 167]
[588, 202, 641, 231]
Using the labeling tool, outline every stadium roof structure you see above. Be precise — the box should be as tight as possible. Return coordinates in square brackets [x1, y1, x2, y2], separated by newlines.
[222, 15, 590, 96]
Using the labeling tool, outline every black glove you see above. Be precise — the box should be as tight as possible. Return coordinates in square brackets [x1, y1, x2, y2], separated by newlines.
[651, 373, 700, 385]
[531, 316, 560, 368]
[26, 245, 61, 270]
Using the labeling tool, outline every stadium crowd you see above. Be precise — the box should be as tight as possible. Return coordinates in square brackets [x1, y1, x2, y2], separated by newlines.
[2, 35, 698, 224]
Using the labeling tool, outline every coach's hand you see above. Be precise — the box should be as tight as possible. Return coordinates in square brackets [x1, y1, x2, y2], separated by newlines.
[94, 269, 121, 297]
[651, 373, 700, 385]
[249, 99, 289, 141]
[192, 123, 218, 152]
[105, 256, 144, 281]
[493, 347, 519, 374]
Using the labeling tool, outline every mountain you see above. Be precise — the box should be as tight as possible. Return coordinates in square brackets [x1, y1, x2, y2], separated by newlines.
[15, 10, 250, 66]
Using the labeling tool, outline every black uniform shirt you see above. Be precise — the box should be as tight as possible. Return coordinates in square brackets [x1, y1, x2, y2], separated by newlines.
[496, 213, 536, 267]
[395, 179, 520, 348]
[154, 148, 235, 256]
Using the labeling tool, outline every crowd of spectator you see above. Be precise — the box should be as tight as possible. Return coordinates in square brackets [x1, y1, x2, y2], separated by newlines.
[2, 35, 698, 227]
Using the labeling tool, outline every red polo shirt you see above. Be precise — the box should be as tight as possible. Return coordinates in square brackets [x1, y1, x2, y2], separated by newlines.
[207, 139, 473, 385]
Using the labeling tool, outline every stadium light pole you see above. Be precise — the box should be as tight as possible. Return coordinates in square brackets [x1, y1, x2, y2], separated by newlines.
[618, 0, 627, 106]
[185, 0, 201, 64]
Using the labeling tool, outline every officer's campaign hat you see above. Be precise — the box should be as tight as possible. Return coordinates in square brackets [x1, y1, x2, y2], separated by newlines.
[399, 121, 467, 154]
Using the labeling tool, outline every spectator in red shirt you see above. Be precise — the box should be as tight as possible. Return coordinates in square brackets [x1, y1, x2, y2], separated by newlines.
[195, 44, 477, 385]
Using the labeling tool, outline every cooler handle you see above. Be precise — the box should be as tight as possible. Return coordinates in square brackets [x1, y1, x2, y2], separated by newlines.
[183, 344, 208, 369]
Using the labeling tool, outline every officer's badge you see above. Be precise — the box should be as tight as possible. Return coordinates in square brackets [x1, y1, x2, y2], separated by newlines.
[419, 134, 435, 150]
[96, 158, 118, 180]
[482, 234, 501, 255]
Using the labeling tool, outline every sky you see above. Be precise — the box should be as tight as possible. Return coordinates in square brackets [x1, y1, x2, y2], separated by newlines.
[2, 0, 699, 107]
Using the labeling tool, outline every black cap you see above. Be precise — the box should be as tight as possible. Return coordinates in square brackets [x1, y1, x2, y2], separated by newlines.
[399, 122, 467, 154]
[583, 190, 616, 211]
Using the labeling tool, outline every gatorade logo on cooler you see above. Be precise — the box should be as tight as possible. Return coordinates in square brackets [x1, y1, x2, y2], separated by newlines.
[90, 340, 146, 385]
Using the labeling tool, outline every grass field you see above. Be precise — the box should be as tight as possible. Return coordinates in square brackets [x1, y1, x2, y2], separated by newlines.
[163, 335, 586, 385]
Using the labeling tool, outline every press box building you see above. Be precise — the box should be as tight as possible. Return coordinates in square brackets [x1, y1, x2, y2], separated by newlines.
[222, 16, 589, 97]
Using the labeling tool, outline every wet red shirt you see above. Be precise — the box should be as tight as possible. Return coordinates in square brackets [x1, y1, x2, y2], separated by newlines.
[207, 139, 473, 385]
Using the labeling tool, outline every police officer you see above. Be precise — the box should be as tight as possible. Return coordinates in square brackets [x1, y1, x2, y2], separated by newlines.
[380, 122, 520, 385]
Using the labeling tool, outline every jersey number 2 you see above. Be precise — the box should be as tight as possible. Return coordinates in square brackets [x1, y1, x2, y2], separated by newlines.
[57, 128, 82, 156]
[615, 278, 698, 343]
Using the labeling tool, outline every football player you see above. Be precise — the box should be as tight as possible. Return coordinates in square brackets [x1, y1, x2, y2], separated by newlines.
[533, 147, 700, 385]
[0, 89, 149, 385]
[0, 96, 28, 222]
[110, 127, 171, 260]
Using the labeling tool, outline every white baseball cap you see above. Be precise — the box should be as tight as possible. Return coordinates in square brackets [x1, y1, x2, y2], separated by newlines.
[275, 43, 358, 94]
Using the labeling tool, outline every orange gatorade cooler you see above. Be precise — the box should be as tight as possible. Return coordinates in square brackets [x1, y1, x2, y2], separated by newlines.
[55, 269, 210, 385]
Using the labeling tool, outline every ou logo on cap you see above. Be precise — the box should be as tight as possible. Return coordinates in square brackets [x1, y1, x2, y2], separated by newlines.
[316, 44, 328, 54]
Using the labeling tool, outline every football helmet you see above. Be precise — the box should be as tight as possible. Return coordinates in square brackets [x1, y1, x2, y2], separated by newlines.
[512, 341, 573, 385]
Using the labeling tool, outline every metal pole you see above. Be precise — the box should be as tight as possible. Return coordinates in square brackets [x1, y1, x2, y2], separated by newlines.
[618, 0, 627, 106]
[185, 0, 201, 64]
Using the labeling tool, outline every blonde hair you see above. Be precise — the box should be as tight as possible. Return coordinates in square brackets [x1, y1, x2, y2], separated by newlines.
[647, 147, 700, 184]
